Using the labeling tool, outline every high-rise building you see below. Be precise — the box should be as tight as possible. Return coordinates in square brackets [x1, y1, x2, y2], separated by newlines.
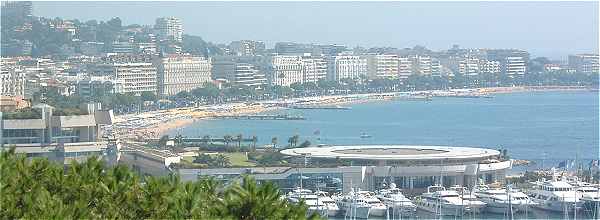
[154, 17, 183, 42]
[568, 54, 599, 74]
[479, 60, 500, 74]
[301, 54, 328, 83]
[412, 55, 432, 75]
[330, 55, 368, 82]
[271, 55, 304, 86]
[155, 55, 212, 97]
[92, 56, 157, 95]
[0, 59, 26, 97]
[366, 54, 399, 79]
[1, 1, 32, 20]
[459, 57, 480, 76]
[504, 56, 527, 76]
[486, 49, 529, 76]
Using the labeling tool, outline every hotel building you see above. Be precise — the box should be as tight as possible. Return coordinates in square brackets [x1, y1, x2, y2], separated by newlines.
[155, 55, 212, 97]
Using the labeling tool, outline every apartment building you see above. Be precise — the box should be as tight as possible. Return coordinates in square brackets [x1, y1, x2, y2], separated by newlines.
[301, 54, 328, 83]
[329, 55, 368, 82]
[398, 57, 413, 79]
[234, 63, 267, 89]
[92, 56, 157, 95]
[271, 55, 304, 86]
[366, 54, 399, 79]
[155, 55, 212, 97]
[0, 59, 26, 97]
[155, 17, 183, 42]
[568, 54, 599, 74]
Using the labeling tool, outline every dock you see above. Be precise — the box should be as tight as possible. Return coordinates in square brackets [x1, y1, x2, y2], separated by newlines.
[211, 114, 305, 120]
[290, 105, 351, 110]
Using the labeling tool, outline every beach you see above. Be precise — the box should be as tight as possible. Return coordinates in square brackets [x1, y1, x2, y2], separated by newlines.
[113, 86, 592, 139]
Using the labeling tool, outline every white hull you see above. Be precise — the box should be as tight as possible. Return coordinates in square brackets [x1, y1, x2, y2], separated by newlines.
[416, 200, 468, 216]
[532, 199, 581, 213]
[368, 207, 387, 217]
[343, 206, 371, 219]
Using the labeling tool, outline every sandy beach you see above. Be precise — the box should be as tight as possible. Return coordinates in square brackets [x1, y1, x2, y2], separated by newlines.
[114, 86, 592, 139]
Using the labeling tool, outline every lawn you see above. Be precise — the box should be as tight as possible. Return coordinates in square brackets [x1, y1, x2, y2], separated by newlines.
[185, 152, 256, 167]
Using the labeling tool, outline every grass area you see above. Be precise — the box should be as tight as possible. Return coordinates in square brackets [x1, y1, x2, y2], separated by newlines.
[184, 152, 256, 167]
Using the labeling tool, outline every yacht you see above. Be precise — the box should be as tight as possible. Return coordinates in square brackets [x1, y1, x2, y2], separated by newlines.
[375, 183, 417, 217]
[473, 185, 537, 214]
[355, 190, 388, 217]
[570, 181, 600, 215]
[527, 178, 583, 213]
[286, 188, 328, 216]
[314, 190, 340, 217]
[449, 185, 487, 214]
[414, 185, 471, 216]
[334, 189, 372, 219]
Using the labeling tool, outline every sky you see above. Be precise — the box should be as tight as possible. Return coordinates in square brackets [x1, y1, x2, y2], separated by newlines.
[34, 1, 599, 59]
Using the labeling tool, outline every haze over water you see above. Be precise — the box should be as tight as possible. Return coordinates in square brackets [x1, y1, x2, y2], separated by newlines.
[170, 91, 599, 166]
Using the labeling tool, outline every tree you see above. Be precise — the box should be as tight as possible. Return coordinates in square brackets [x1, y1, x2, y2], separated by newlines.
[223, 135, 233, 148]
[202, 135, 211, 146]
[236, 134, 243, 150]
[140, 91, 157, 102]
[271, 137, 278, 148]
[214, 154, 231, 167]
[251, 136, 258, 152]
[299, 140, 311, 148]
[158, 135, 170, 147]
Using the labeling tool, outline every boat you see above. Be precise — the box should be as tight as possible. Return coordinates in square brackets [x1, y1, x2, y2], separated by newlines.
[360, 132, 372, 139]
[333, 189, 372, 219]
[375, 183, 417, 217]
[527, 177, 583, 213]
[569, 180, 600, 216]
[354, 190, 388, 217]
[473, 185, 537, 214]
[286, 188, 329, 216]
[414, 185, 471, 216]
[449, 185, 487, 214]
[314, 190, 341, 217]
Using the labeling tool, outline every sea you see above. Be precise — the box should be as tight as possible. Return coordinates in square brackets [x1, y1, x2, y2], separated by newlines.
[169, 91, 598, 219]
[169, 91, 599, 167]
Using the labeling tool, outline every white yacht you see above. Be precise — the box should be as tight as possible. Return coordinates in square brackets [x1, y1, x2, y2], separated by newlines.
[570, 181, 600, 215]
[286, 188, 328, 216]
[414, 185, 471, 216]
[334, 189, 372, 219]
[527, 178, 583, 213]
[473, 185, 536, 214]
[449, 185, 487, 213]
[375, 183, 417, 217]
[314, 190, 340, 217]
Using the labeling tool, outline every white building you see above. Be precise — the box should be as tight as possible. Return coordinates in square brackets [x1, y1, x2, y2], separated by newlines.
[0, 59, 26, 97]
[398, 57, 413, 79]
[155, 56, 212, 97]
[412, 55, 432, 75]
[367, 54, 399, 79]
[568, 54, 599, 74]
[330, 55, 368, 82]
[271, 55, 304, 86]
[155, 17, 183, 43]
[480, 60, 501, 74]
[93, 57, 157, 95]
[459, 58, 480, 76]
[504, 56, 526, 76]
[301, 54, 328, 83]
[234, 63, 267, 89]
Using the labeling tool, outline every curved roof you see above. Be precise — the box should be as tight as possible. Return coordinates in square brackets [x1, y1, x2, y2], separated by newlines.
[280, 145, 500, 161]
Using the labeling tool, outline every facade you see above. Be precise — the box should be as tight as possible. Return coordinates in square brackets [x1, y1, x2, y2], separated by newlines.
[180, 145, 511, 194]
[568, 54, 599, 74]
[154, 17, 183, 43]
[229, 40, 265, 56]
[486, 49, 529, 76]
[330, 55, 368, 82]
[92, 56, 157, 95]
[366, 54, 400, 79]
[398, 57, 413, 79]
[234, 63, 267, 89]
[479, 60, 501, 74]
[504, 56, 527, 76]
[155, 56, 212, 97]
[0, 103, 114, 165]
[0, 62, 26, 97]
[0, 1, 32, 20]
[458, 57, 480, 76]
[77, 76, 125, 97]
[412, 55, 433, 75]
[119, 143, 181, 176]
[301, 54, 328, 83]
[271, 55, 304, 86]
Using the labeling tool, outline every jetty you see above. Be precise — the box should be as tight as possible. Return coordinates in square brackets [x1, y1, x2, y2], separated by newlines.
[211, 114, 305, 120]
[290, 105, 351, 110]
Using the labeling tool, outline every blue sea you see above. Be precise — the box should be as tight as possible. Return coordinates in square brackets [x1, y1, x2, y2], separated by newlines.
[169, 91, 599, 168]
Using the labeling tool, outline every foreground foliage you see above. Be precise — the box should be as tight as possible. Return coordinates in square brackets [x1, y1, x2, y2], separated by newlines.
[0, 149, 319, 219]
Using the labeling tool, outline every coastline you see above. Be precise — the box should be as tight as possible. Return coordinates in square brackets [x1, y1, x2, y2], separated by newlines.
[115, 86, 592, 139]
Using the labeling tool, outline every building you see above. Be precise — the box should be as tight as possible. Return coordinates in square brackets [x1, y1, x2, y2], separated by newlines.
[109, 41, 135, 54]
[1, 1, 32, 20]
[412, 55, 432, 75]
[179, 145, 511, 193]
[0, 96, 29, 112]
[568, 54, 599, 74]
[458, 57, 480, 76]
[92, 56, 157, 95]
[0, 61, 26, 97]
[486, 49, 529, 76]
[0, 103, 114, 165]
[119, 143, 181, 176]
[397, 57, 413, 79]
[274, 42, 310, 55]
[504, 56, 527, 76]
[479, 60, 501, 74]
[271, 55, 304, 86]
[77, 76, 125, 97]
[366, 54, 400, 79]
[155, 55, 212, 97]
[229, 40, 265, 56]
[154, 17, 183, 43]
[233, 63, 267, 89]
[301, 54, 328, 83]
[330, 55, 368, 82]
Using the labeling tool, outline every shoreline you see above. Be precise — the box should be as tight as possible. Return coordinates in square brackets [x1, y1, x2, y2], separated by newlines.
[115, 86, 592, 139]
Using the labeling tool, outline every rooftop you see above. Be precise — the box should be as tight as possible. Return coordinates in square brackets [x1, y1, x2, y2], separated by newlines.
[280, 145, 500, 161]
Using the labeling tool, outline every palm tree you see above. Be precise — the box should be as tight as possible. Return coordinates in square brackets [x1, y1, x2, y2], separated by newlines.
[202, 135, 211, 147]
[214, 154, 231, 167]
[223, 135, 232, 148]
[251, 136, 258, 152]
[236, 134, 243, 151]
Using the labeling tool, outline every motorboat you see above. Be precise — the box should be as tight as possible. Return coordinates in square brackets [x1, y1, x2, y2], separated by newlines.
[473, 185, 537, 214]
[334, 189, 372, 219]
[414, 185, 471, 216]
[314, 190, 340, 217]
[375, 183, 417, 217]
[355, 190, 388, 217]
[448, 185, 487, 214]
[286, 188, 328, 216]
[527, 177, 583, 213]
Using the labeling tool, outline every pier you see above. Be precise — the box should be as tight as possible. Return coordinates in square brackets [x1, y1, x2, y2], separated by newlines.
[210, 114, 305, 120]
[290, 105, 351, 110]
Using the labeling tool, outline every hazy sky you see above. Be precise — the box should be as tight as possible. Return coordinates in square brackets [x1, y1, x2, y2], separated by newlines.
[35, 1, 598, 59]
